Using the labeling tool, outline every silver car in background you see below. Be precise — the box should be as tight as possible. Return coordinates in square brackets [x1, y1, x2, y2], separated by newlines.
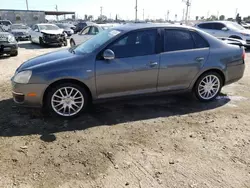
[11, 24, 245, 118]
[195, 21, 250, 47]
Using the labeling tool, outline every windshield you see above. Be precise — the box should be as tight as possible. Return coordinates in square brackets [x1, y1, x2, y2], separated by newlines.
[39, 24, 60, 30]
[227, 22, 245, 30]
[56, 24, 68, 29]
[11, 25, 29, 30]
[75, 29, 122, 54]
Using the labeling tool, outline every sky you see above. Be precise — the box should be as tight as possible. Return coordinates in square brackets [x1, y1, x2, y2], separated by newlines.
[1, 0, 250, 20]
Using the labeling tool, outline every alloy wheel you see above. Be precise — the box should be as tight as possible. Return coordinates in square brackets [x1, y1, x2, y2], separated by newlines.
[51, 87, 84, 117]
[198, 75, 220, 100]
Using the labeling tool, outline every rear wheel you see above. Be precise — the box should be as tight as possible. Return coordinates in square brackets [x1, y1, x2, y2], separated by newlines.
[10, 51, 18, 57]
[194, 72, 223, 102]
[46, 83, 89, 118]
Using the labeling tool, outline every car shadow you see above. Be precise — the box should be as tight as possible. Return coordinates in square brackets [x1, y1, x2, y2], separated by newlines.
[0, 94, 230, 142]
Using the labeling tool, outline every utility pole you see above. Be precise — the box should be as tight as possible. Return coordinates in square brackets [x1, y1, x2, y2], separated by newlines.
[182, 0, 191, 24]
[166, 10, 169, 21]
[143, 9, 144, 21]
[55, 5, 58, 21]
[182, 9, 185, 21]
[25, 0, 29, 10]
[135, 0, 138, 22]
[217, 11, 219, 20]
[100, 6, 103, 17]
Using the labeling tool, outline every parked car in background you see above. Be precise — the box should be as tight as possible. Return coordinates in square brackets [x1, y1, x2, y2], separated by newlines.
[74, 22, 94, 33]
[55, 23, 74, 37]
[11, 24, 31, 41]
[11, 24, 245, 117]
[0, 26, 18, 56]
[30, 24, 67, 46]
[195, 21, 250, 47]
[70, 23, 118, 46]
[0, 20, 12, 31]
[240, 21, 250, 29]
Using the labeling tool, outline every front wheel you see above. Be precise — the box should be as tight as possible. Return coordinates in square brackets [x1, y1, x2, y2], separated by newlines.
[46, 83, 89, 118]
[70, 39, 76, 47]
[39, 37, 45, 47]
[194, 72, 223, 102]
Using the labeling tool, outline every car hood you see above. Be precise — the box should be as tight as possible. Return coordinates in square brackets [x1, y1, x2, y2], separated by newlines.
[12, 29, 29, 33]
[40, 29, 64, 35]
[17, 49, 77, 71]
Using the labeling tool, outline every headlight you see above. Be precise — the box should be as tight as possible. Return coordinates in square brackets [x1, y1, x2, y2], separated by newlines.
[13, 70, 32, 84]
[8, 35, 16, 43]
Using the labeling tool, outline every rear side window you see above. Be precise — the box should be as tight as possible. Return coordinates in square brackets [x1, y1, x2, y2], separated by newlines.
[164, 29, 195, 52]
[213, 23, 225, 30]
[190, 31, 209, 48]
[198, 23, 214, 29]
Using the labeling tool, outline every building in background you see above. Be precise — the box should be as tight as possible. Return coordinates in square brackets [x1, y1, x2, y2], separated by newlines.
[0, 9, 75, 26]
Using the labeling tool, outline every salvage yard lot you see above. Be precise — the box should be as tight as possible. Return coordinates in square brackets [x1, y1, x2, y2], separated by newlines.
[0, 42, 250, 188]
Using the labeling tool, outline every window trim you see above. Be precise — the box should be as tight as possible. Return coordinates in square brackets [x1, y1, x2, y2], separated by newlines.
[198, 23, 214, 30]
[97, 28, 160, 60]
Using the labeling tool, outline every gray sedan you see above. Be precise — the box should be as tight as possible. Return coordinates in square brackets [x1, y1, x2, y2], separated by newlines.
[11, 24, 245, 117]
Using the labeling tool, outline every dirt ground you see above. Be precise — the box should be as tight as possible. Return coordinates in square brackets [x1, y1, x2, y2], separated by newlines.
[0, 41, 250, 188]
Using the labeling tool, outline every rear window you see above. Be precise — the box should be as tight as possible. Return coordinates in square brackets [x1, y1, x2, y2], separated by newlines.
[190, 31, 209, 48]
[0, 21, 11, 26]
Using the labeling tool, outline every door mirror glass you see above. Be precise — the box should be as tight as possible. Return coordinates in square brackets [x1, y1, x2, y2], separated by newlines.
[103, 49, 115, 60]
[34, 29, 39, 32]
[222, 27, 228, 31]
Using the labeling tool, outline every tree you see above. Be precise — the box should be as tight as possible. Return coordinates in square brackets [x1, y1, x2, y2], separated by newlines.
[207, 15, 218, 21]
[84, 14, 88, 20]
[195, 16, 199, 21]
[219, 15, 225, 21]
[115, 14, 118, 21]
[88, 15, 93, 21]
[200, 16, 205, 20]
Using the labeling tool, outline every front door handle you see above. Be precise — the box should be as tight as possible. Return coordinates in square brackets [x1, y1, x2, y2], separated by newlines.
[195, 57, 205, 62]
[148, 62, 158, 67]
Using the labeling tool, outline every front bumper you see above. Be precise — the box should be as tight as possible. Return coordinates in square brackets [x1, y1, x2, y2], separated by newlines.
[15, 35, 30, 41]
[42, 35, 66, 45]
[0, 42, 18, 55]
[12, 81, 48, 107]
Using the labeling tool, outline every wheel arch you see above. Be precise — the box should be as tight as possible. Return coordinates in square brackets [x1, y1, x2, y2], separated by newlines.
[192, 69, 226, 90]
[42, 78, 93, 107]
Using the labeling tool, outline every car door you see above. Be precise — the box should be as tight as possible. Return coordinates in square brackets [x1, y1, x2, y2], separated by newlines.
[158, 29, 210, 91]
[74, 26, 91, 45]
[30, 25, 39, 43]
[198, 23, 216, 36]
[213, 22, 229, 37]
[95, 29, 160, 99]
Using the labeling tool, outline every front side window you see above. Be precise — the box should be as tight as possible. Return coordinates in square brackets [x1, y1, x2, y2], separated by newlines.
[164, 29, 195, 52]
[213, 23, 225, 30]
[89, 26, 99, 35]
[198, 23, 214, 29]
[108, 29, 157, 58]
[81, 26, 90, 35]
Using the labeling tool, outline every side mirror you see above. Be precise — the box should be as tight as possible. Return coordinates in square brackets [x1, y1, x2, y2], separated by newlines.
[34, 29, 39, 32]
[103, 49, 115, 60]
[222, 27, 228, 31]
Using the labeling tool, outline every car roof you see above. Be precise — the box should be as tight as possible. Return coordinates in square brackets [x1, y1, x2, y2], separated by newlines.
[197, 21, 235, 24]
[112, 23, 194, 31]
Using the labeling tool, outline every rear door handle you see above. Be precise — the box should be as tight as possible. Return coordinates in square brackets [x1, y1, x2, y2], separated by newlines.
[148, 62, 158, 67]
[195, 57, 205, 62]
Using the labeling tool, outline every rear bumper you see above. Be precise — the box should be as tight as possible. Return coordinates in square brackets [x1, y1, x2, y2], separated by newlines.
[0, 43, 18, 55]
[225, 63, 245, 85]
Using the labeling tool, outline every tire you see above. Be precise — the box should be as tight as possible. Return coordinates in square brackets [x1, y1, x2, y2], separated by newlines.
[45, 83, 89, 118]
[63, 39, 68, 46]
[70, 39, 75, 47]
[229, 35, 242, 40]
[193, 71, 223, 102]
[39, 37, 45, 47]
[10, 51, 18, 57]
